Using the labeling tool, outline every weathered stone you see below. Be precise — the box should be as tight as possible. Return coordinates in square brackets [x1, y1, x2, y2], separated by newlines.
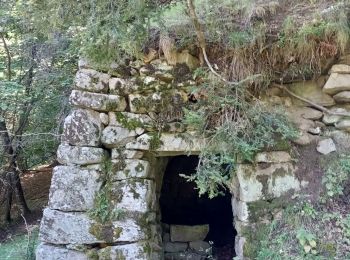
[70, 90, 127, 112]
[126, 133, 205, 155]
[287, 81, 335, 107]
[39, 209, 101, 244]
[36, 243, 88, 260]
[111, 159, 153, 180]
[292, 132, 317, 146]
[99, 113, 109, 125]
[323, 73, 350, 95]
[322, 107, 348, 125]
[254, 151, 292, 163]
[316, 138, 336, 155]
[39, 209, 155, 244]
[231, 197, 249, 222]
[335, 120, 350, 132]
[286, 107, 323, 120]
[48, 166, 102, 211]
[189, 241, 211, 254]
[170, 225, 209, 242]
[235, 236, 246, 260]
[94, 242, 161, 260]
[62, 109, 103, 147]
[109, 77, 140, 95]
[108, 112, 152, 131]
[101, 126, 141, 148]
[111, 179, 156, 213]
[57, 145, 107, 165]
[333, 91, 350, 103]
[111, 149, 144, 159]
[329, 64, 350, 74]
[231, 163, 300, 202]
[164, 242, 188, 253]
[75, 69, 110, 93]
[328, 130, 350, 151]
[128, 93, 160, 113]
[163, 122, 186, 133]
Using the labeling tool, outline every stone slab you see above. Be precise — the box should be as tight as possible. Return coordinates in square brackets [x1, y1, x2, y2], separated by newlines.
[323, 73, 350, 95]
[111, 159, 153, 180]
[70, 90, 126, 112]
[101, 126, 141, 148]
[75, 69, 110, 93]
[111, 179, 156, 213]
[48, 166, 102, 211]
[126, 133, 205, 155]
[62, 109, 103, 147]
[231, 162, 300, 202]
[57, 145, 107, 165]
[170, 225, 209, 242]
[36, 243, 88, 260]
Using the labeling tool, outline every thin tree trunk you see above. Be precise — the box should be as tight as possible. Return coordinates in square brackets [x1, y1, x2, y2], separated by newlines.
[4, 172, 13, 222]
[0, 32, 12, 81]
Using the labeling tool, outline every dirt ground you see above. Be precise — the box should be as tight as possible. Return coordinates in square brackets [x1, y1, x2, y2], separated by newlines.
[0, 167, 52, 242]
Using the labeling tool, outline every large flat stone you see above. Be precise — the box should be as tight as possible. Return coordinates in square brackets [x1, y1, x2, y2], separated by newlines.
[101, 126, 141, 148]
[109, 77, 141, 95]
[111, 149, 144, 159]
[36, 243, 88, 260]
[316, 138, 336, 155]
[170, 225, 209, 242]
[111, 179, 156, 213]
[39, 209, 101, 244]
[323, 73, 350, 95]
[48, 166, 102, 211]
[111, 159, 153, 180]
[70, 90, 126, 112]
[231, 163, 300, 202]
[62, 109, 103, 147]
[126, 133, 205, 155]
[75, 69, 110, 93]
[39, 209, 156, 244]
[322, 107, 348, 125]
[335, 120, 350, 132]
[287, 81, 335, 107]
[92, 242, 161, 260]
[329, 64, 350, 74]
[57, 145, 107, 165]
[164, 242, 188, 253]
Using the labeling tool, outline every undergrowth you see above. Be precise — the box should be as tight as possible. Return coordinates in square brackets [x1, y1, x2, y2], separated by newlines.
[182, 73, 298, 198]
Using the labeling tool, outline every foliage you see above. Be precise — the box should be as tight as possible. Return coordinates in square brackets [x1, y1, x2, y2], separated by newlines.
[182, 75, 298, 198]
[0, 226, 39, 260]
[253, 201, 350, 259]
[89, 160, 124, 224]
[321, 155, 350, 201]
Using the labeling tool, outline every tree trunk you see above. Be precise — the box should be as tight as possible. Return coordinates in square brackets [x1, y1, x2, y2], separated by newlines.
[0, 120, 30, 222]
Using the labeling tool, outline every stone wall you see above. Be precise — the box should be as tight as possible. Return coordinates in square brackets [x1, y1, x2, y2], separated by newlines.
[36, 57, 350, 259]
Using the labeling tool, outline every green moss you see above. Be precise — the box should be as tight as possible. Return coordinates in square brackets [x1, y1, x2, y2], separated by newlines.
[98, 247, 113, 260]
[149, 133, 163, 150]
[89, 223, 116, 243]
[115, 112, 143, 130]
[241, 223, 270, 258]
[86, 249, 99, 260]
[135, 162, 145, 172]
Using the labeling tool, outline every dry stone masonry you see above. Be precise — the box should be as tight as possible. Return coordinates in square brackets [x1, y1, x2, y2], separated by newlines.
[37, 56, 350, 259]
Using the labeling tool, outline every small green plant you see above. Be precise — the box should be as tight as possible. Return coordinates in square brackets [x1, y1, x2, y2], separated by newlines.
[89, 160, 124, 224]
[296, 228, 317, 255]
[321, 155, 350, 201]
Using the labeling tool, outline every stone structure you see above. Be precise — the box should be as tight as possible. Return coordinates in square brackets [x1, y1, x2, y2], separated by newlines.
[37, 58, 350, 259]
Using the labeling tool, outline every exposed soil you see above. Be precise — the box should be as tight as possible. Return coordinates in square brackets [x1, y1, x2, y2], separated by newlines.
[0, 167, 52, 242]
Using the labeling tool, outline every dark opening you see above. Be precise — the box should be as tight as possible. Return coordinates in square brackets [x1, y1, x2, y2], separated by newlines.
[159, 155, 236, 259]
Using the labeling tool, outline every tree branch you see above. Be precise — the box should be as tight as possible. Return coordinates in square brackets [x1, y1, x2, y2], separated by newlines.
[274, 83, 350, 117]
